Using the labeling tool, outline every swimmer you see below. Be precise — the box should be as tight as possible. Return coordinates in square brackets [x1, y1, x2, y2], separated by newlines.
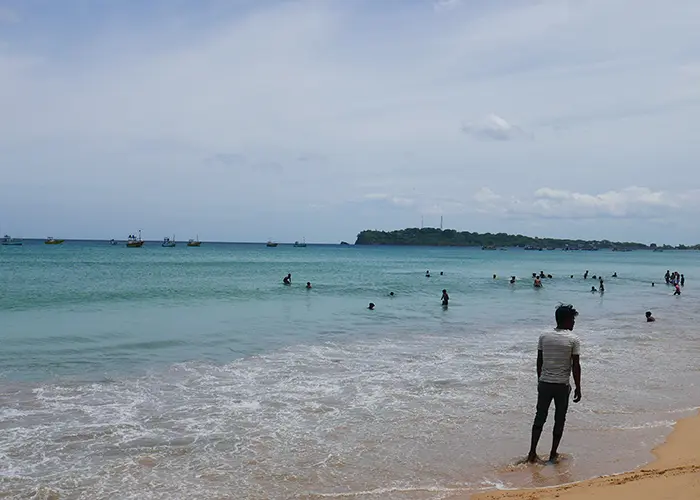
[584, 270, 589, 279]
[441, 289, 449, 306]
[368, 302, 375, 310]
[570, 275, 574, 279]
[591, 286, 597, 293]
[534, 278, 542, 288]
[652, 282, 655, 287]
[547, 274, 553, 279]
[510, 276, 516, 284]
[612, 272, 617, 278]
[389, 292, 395, 297]
[493, 274, 497, 279]
[646, 311, 655, 322]
[674, 284, 681, 296]
[283, 273, 292, 285]
[440, 271, 444, 276]
[306, 282, 312, 289]
[426, 270, 431, 278]
[599, 283, 605, 293]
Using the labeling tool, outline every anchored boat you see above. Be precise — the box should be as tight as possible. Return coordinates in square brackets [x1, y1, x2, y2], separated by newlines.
[126, 230, 145, 248]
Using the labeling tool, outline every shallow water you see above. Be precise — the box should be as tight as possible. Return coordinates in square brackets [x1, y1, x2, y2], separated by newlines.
[1, 242, 698, 499]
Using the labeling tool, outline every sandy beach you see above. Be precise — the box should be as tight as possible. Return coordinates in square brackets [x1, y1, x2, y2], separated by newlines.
[460, 411, 700, 500]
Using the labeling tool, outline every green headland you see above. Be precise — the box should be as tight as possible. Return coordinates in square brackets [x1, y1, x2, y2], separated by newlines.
[354, 227, 694, 250]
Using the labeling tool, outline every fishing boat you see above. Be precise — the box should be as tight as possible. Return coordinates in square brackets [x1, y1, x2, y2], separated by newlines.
[293, 238, 307, 248]
[44, 237, 65, 245]
[266, 240, 278, 247]
[162, 235, 176, 248]
[126, 230, 145, 248]
[1, 234, 22, 246]
[187, 234, 201, 247]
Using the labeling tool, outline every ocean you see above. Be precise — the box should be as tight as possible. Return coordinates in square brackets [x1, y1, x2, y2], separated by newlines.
[1, 241, 698, 499]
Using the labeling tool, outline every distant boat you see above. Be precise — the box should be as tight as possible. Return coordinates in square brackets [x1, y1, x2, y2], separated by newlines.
[294, 238, 307, 248]
[187, 235, 201, 247]
[266, 241, 278, 247]
[109, 239, 119, 245]
[162, 235, 176, 248]
[1, 234, 22, 246]
[340, 241, 350, 246]
[126, 230, 144, 248]
[44, 237, 65, 245]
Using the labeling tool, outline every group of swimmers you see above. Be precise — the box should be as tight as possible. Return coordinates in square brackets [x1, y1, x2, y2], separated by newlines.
[284, 266, 687, 311]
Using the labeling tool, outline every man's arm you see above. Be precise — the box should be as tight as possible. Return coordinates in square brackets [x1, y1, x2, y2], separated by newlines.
[536, 350, 543, 379]
[572, 355, 581, 402]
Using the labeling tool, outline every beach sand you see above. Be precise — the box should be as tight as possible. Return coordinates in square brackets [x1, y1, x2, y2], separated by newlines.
[458, 411, 700, 500]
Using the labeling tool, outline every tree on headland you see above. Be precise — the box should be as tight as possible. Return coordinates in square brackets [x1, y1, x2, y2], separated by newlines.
[354, 228, 651, 250]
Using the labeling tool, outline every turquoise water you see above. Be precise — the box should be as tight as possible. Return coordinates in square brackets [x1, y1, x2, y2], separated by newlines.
[1, 242, 699, 499]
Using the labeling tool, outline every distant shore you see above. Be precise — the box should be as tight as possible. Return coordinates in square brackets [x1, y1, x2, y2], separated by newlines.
[449, 410, 700, 500]
[355, 228, 698, 250]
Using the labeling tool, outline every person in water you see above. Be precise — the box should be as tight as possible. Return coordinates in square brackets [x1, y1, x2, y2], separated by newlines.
[368, 302, 375, 310]
[389, 292, 395, 297]
[493, 274, 497, 279]
[527, 304, 581, 464]
[674, 284, 681, 296]
[440, 271, 444, 276]
[612, 272, 618, 278]
[283, 273, 292, 285]
[584, 270, 589, 279]
[681, 274, 685, 286]
[533, 278, 542, 288]
[590, 286, 597, 293]
[441, 289, 449, 306]
[426, 270, 431, 278]
[306, 282, 312, 289]
[510, 276, 516, 284]
[646, 311, 655, 322]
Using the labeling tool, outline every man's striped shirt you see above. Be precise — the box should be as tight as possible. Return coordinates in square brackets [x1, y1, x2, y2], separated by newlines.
[538, 330, 580, 385]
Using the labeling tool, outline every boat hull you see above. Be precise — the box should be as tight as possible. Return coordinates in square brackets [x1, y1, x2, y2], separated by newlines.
[187, 242, 201, 247]
[126, 241, 144, 248]
[45, 240, 64, 245]
[1, 242, 22, 246]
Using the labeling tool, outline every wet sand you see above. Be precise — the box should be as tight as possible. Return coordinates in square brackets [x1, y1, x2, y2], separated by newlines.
[460, 411, 700, 500]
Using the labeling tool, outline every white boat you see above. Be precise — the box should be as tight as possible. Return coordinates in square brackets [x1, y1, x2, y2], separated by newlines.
[162, 235, 176, 247]
[1, 234, 22, 246]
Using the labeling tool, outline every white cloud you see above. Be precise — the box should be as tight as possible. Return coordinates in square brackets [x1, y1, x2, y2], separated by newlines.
[461, 114, 532, 141]
[474, 186, 700, 220]
[433, 0, 461, 13]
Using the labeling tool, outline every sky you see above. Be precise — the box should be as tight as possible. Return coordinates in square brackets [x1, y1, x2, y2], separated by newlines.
[1, 0, 699, 244]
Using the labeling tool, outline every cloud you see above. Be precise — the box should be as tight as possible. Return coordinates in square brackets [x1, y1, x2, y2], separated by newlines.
[474, 186, 700, 220]
[460, 114, 532, 141]
[433, 0, 461, 13]
[363, 193, 415, 208]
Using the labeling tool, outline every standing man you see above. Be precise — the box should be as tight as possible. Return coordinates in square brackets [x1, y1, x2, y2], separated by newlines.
[527, 304, 582, 464]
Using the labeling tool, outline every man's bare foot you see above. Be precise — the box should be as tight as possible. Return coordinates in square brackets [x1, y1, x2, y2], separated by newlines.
[548, 452, 559, 464]
[527, 452, 539, 463]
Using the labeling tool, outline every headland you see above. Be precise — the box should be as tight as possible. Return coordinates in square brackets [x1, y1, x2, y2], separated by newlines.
[355, 227, 699, 250]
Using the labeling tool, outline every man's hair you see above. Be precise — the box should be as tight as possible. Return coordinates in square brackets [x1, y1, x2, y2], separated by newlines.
[646, 311, 652, 316]
[555, 303, 579, 324]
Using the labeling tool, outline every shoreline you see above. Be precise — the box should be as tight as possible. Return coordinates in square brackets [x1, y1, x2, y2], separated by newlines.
[458, 410, 700, 500]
